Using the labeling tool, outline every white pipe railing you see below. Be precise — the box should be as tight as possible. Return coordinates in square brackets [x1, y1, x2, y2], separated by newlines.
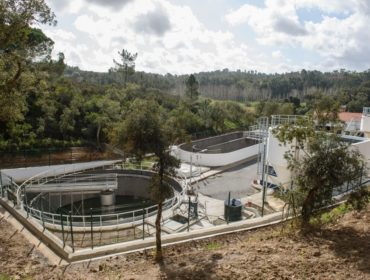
[24, 189, 184, 228]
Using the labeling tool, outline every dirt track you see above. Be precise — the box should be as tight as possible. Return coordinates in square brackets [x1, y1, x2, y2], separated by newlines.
[0, 205, 369, 279]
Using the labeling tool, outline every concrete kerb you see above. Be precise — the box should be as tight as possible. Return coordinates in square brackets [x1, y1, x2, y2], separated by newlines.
[68, 211, 284, 262]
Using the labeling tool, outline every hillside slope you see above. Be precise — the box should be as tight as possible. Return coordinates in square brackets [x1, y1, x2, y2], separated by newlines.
[0, 205, 369, 279]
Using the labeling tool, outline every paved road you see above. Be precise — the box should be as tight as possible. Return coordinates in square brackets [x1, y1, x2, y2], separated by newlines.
[196, 159, 259, 200]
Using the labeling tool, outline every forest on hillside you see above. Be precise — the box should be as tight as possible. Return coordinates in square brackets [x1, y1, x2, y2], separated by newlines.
[2, 0, 370, 152]
[66, 66, 370, 106]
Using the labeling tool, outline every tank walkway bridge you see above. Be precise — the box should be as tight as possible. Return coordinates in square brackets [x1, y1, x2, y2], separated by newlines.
[25, 174, 118, 194]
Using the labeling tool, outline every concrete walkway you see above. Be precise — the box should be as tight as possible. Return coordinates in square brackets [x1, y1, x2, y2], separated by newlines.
[182, 158, 285, 222]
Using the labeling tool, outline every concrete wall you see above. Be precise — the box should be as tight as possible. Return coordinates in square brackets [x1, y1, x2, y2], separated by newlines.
[116, 175, 151, 198]
[265, 128, 292, 187]
[173, 143, 259, 167]
[360, 115, 370, 132]
[351, 139, 370, 168]
[181, 132, 244, 152]
[206, 138, 258, 153]
[265, 129, 370, 188]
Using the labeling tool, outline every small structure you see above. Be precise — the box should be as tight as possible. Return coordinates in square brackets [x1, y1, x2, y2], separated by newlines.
[224, 198, 242, 222]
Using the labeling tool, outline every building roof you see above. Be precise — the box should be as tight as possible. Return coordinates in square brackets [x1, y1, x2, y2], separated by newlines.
[338, 112, 362, 122]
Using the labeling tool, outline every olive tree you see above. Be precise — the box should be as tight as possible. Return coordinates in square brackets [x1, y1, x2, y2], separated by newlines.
[274, 117, 364, 227]
[113, 99, 179, 261]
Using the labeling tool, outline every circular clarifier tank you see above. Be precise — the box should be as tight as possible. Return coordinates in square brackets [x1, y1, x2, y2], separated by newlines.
[25, 169, 183, 228]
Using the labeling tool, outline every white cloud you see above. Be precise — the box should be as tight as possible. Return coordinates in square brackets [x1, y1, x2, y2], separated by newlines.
[226, 0, 370, 70]
[45, 0, 298, 74]
[47, 0, 85, 14]
[272, 50, 283, 59]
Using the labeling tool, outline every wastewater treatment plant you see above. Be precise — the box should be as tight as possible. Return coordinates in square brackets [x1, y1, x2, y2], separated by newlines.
[1, 113, 370, 262]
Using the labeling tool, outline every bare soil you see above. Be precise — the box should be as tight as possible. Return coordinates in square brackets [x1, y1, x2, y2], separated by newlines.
[0, 206, 369, 280]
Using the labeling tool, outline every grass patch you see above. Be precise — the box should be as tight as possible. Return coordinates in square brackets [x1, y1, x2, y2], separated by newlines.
[311, 203, 350, 226]
[122, 158, 155, 170]
[205, 241, 221, 250]
[0, 274, 11, 280]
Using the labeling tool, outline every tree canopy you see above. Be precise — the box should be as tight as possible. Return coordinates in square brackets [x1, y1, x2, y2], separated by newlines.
[113, 98, 179, 261]
[112, 48, 138, 87]
[275, 119, 364, 226]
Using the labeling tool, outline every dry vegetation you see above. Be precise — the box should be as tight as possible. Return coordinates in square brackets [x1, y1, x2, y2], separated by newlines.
[0, 205, 369, 280]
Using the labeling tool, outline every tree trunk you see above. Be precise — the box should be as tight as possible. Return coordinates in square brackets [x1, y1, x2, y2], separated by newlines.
[124, 65, 128, 88]
[96, 123, 101, 148]
[155, 201, 163, 262]
[301, 188, 317, 226]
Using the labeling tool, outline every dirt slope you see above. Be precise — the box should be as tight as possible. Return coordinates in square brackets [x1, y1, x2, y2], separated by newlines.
[0, 205, 369, 280]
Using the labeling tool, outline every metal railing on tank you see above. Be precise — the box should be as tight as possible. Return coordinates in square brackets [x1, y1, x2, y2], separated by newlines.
[23, 189, 182, 228]
[22, 164, 186, 228]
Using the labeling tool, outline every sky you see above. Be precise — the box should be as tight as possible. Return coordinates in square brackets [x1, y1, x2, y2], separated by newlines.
[42, 0, 370, 75]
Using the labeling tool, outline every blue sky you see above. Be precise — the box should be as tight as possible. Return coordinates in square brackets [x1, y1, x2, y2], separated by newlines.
[43, 0, 370, 74]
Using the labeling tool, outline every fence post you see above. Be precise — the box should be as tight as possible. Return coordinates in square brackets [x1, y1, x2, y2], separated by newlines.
[0, 172, 3, 198]
[142, 208, 145, 240]
[69, 211, 75, 252]
[359, 162, 364, 187]
[41, 202, 45, 229]
[60, 212, 65, 248]
[227, 191, 231, 224]
[187, 196, 191, 232]
[24, 192, 29, 219]
[90, 208, 93, 249]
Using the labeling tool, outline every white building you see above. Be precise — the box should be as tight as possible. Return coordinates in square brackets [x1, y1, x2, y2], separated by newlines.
[263, 113, 370, 189]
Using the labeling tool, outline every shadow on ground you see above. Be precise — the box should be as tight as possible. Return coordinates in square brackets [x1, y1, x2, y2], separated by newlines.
[159, 251, 222, 280]
[316, 226, 370, 275]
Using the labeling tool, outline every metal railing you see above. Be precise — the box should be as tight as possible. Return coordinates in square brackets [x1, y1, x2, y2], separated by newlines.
[271, 115, 308, 127]
[22, 166, 187, 228]
[14, 161, 121, 206]
[24, 189, 183, 228]
[363, 107, 370, 116]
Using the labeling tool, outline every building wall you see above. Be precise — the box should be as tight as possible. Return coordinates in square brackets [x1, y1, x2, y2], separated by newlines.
[265, 130, 370, 189]
[350, 139, 370, 162]
[265, 128, 292, 188]
[360, 115, 370, 132]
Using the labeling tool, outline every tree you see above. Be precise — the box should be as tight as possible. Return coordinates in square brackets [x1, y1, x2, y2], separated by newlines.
[113, 48, 138, 88]
[185, 74, 199, 101]
[274, 118, 364, 227]
[0, 0, 56, 124]
[309, 94, 340, 130]
[113, 99, 179, 261]
[85, 95, 121, 148]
